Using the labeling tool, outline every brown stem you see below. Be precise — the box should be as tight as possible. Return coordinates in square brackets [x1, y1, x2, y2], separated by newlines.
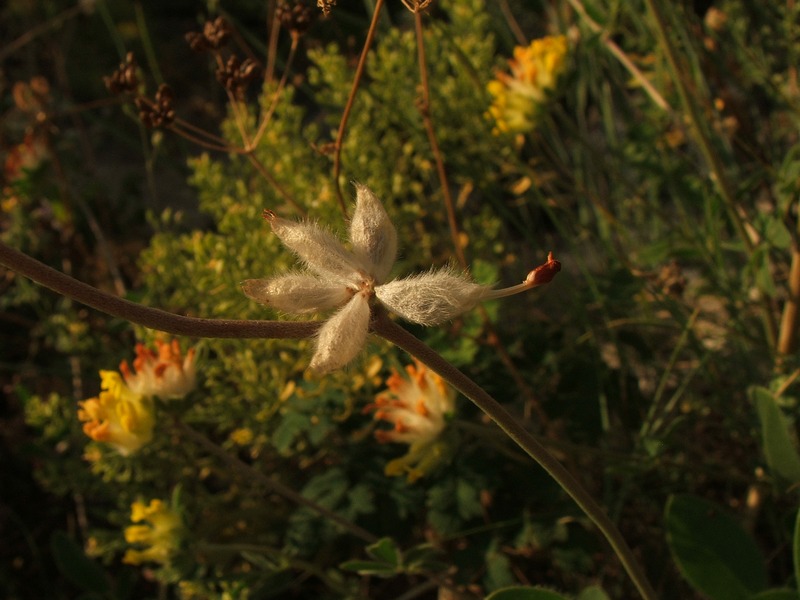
[0, 241, 318, 339]
[412, 11, 548, 426]
[175, 420, 377, 543]
[331, 0, 385, 218]
[250, 35, 299, 151]
[778, 248, 800, 355]
[246, 154, 306, 216]
[371, 311, 657, 600]
[413, 10, 465, 268]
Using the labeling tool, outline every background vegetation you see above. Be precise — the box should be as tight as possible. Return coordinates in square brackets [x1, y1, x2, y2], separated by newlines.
[3, 0, 800, 598]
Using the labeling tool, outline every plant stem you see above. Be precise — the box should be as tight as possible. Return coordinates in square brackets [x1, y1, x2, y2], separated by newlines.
[0, 241, 318, 339]
[778, 248, 800, 355]
[370, 310, 658, 600]
[176, 420, 377, 543]
[331, 0, 385, 217]
[643, 0, 778, 349]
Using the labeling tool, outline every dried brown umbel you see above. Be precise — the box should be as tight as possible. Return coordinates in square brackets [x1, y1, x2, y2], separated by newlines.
[104, 52, 140, 96]
[276, 1, 315, 36]
[135, 84, 176, 129]
[316, 0, 336, 17]
[185, 16, 232, 52]
[400, 0, 432, 12]
[216, 55, 260, 100]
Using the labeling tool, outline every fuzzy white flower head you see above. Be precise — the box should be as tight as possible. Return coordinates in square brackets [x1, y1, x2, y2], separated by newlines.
[243, 185, 560, 373]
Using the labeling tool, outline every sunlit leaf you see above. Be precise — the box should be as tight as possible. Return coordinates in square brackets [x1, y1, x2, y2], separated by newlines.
[751, 386, 800, 483]
[665, 494, 767, 600]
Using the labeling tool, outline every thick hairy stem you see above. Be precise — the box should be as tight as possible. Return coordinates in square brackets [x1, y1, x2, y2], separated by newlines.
[0, 241, 318, 339]
[371, 311, 658, 600]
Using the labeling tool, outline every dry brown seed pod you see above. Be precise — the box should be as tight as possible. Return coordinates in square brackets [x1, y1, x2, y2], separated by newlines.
[276, 1, 315, 35]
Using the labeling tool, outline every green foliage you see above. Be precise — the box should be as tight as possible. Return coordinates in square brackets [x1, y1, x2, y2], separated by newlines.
[7, 0, 800, 598]
[751, 386, 800, 483]
[665, 494, 767, 599]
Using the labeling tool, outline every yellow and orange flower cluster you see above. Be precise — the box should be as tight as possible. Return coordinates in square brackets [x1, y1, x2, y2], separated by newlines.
[120, 339, 197, 399]
[77, 371, 155, 456]
[123, 499, 182, 566]
[487, 35, 569, 134]
[364, 360, 456, 483]
[78, 339, 196, 455]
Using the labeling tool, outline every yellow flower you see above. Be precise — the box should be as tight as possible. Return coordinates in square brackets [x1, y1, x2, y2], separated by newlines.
[487, 35, 569, 134]
[120, 339, 197, 399]
[77, 371, 155, 455]
[364, 360, 456, 482]
[122, 499, 182, 566]
[229, 427, 254, 445]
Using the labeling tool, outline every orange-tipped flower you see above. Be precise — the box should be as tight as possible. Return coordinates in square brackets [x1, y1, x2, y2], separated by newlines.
[487, 35, 569, 134]
[364, 360, 456, 482]
[120, 339, 197, 400]
[77, 371, 155, 456]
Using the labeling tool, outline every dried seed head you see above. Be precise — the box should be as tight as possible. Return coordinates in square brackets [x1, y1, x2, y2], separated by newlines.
[135, 84, 176, 129]
[216, 55, 261, 99]
[185, 16, 231, 52]
[276, 1, 315, 36]
[316, 0, 336, 17]
[204, 16, 232, 48]
[104, 52, 140, 95]
[400, 0, 433, 13]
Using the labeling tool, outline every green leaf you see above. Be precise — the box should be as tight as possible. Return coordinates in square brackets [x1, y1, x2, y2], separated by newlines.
[794, 506, 800, 589]
[751, 386, 800, 482]
[765, 218, 792, 250]
[366, 537, 400, 566]
[577, 585, 611, 600]
[271, 412, 309, 453]
[750, 591, 800, 600]
[339, 560, 399, 577]
[665, 494, 767, 600]
[50, 531, 110, 595]
[485, 587, 569, 600]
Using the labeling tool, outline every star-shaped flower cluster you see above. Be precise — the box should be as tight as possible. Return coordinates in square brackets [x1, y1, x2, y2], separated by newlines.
[243, 185, 560, 373]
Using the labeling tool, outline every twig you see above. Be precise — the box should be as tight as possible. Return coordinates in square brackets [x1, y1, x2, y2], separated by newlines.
[0, 4, 84, 62]
[0, 241, 318, 340]
[643, 0, 778, 350]
[412, 11, 548, 426]
[778, 248, 800, 355]
[498, 0, 528, 46]
[566, 0, 671, 113]
[249, 35, 299, 151]
[371, 310, 658, 600]
[175, 420, 377, 543]
[246, 154, 306, 216]
[331, 0, 386, 217]
[413, 10, 465, 268]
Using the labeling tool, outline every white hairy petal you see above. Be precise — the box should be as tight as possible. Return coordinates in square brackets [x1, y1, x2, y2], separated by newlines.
[349, 184, 397, 283]
[375, 269, 492, 326]
[269, 216, 362, 282]
[309, 294, 371, 373]
[242, 274, 352, 314]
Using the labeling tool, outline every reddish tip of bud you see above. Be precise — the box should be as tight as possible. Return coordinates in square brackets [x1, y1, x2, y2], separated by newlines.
[526, 252, 561, 286]
[262, 209, 276, 222]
